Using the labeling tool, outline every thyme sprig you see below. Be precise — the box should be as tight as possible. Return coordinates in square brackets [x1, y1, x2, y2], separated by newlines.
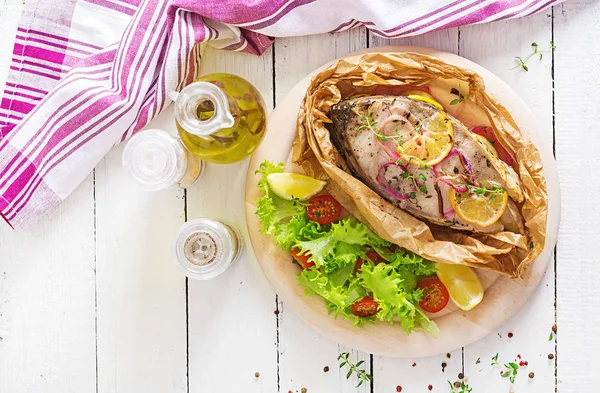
[338, 352, 373, 388]
[510, 41, 556, 71]
[401, 171, 428, 195]
[491, 353, 521, 384]
[465, 184, 505, 202]
[450, 88, 469, 105]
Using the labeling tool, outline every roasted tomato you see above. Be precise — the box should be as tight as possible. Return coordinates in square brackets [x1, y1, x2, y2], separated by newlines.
[290, 248, 315, 269]
[306, 195, 342, 225]
[351, 297, 380, 317]
[417, 278, 450, 313]
[471, 126, 514, 166]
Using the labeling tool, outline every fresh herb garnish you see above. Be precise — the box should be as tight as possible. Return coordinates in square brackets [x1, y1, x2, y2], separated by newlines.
[359, 113, 415, 142]
[448, 381, 473, 393]
[491, 353, 499, 367]
[465, 184, 505, 202]
[338, 352, 373, 388]
[548, 331, 554, 341]
[530, 241, 535, 249]
[491, 354, 522, 383]
[510, 41, 556, 71]
[450, 88, 469, 105]
[401, 171, 428, 195]
[475, 357, 481, 365]
[501, 362, 520, 383]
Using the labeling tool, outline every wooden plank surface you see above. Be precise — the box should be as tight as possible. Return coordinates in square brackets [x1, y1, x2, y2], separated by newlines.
[185, 46, 279, 393]
[369, 29, 465, 393]
[94, 107, 188, 393]
[555, 1, 600, 392]
[0, 1, 594, 392]
[459, 11, 556, 393]
[274, 28, 372, 393]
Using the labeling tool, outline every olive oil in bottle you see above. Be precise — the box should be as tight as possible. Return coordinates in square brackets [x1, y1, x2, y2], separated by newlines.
[170, 73, 267, 164]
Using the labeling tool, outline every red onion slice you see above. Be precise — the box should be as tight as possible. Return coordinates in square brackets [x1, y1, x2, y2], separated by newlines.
[443, 208, 455, 219]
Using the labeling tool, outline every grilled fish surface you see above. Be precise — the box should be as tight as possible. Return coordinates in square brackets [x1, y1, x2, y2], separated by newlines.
[329, 95, 524, 234]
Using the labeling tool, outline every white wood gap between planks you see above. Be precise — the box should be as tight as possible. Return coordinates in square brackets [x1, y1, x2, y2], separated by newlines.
[0, 1, 598, 392]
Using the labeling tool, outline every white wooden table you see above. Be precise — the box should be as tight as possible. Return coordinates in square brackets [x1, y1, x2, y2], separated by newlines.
[0, 1, 597, 392]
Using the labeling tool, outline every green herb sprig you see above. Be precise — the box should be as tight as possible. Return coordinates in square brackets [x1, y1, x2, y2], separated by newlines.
[510, 41, 556, 71]
[491, 353, 521, 384]
[401, 171, 428, 196]
[338, 352, 373, 388]
[450, 88, 469, 105]
[501, 362, 520, 383]
[448, 380, 473, 393]
[465, 184, 505, 202]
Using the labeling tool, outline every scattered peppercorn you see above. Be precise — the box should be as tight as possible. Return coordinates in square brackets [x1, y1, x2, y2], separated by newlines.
[458, 372, 464, 379]
[508, 332, 514, 338]
[441, 362, 447, 371]
[552, 324, 557, 333]
[301, 388, 307, 393]
[323, 366, 329, 372]
[412, 362, 417, 367]
[396, 386, 403, 392]
[274, 310, 280, 315]
[428, 384, 433, 390]
[454, 381, 461, 388]
[529, 372, 535, 379]
[548, 353, 555, 359]
[254, 372, 260, 378]
[446, 353, 452, 359]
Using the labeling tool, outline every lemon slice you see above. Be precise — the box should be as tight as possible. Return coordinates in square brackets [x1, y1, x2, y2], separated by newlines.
[267, 173, 326, 201]
[396, 110, 454, 166]
[407, 93, 444, 110]
[436, 263, 484, 311]
[449, 186, 508, 227]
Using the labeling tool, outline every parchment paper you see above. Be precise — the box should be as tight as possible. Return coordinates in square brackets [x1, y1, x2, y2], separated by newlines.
[292, 53, 547, 278]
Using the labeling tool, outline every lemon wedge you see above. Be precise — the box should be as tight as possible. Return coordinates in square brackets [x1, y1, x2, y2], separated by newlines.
[436, 263, 484, 311]
[396, 110, 454, 166]
[407, 92, 444, 110]
[266, 173, 326, 201]
[449, 186, 508, 228]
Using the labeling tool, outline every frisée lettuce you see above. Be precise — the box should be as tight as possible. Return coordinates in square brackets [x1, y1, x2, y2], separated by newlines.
[255, 160, 439, 336]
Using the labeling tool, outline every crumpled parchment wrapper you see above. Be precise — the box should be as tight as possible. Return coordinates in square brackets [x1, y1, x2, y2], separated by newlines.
[292, 52, 547, 278]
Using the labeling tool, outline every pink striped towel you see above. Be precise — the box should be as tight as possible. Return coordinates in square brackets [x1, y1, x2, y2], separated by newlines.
[0, 0, 560, 229]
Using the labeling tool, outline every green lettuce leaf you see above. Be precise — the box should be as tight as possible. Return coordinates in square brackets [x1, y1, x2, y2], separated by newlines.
[254, 161, 304, 234]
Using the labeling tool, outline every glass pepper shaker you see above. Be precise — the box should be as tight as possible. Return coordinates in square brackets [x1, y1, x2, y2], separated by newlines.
[172, 218, 243, 280]
[169, 73, 267, 164]
[122, 129, 204, 191]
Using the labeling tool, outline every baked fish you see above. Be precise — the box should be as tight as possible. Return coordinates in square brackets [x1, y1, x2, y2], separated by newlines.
[329, 95, 525, 234]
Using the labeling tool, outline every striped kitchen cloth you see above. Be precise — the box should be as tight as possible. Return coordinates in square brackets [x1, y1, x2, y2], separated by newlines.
[0, 0, 560, 229]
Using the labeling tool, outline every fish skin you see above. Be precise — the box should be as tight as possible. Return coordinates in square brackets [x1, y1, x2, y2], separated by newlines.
[329, 95, 524, 234]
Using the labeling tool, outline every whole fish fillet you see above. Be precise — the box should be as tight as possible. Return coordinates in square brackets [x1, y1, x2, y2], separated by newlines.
[329, 95, 525, 234]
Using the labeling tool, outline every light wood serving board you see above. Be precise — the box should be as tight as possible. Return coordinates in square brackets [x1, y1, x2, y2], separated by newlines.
[244, 46, 560, 358]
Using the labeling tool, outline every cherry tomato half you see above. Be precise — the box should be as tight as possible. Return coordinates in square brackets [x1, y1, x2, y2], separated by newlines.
[355, 251, 389, 273]
[471, 126, 514, 167]
[290, 248, 315, 269]
[417, 278, 450, 313]
[306, 195, 343, 225]
[351, 297, 380, 317]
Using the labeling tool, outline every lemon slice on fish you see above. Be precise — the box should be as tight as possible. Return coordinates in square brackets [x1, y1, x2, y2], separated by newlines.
[449, 186, 508, 228]
[267, 173, 326, 201]
[396, 110, 454, 166]
[406, 92, 444, 110]
[436, 263, 484, 311]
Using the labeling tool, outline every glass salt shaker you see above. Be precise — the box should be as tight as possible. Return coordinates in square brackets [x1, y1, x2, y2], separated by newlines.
[122, 129, 204, 191]
[172, 218, 243, 280]
[169, 73, 267, 164]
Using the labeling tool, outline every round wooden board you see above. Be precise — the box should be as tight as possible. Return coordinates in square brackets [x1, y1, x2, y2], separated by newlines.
[244, 46, 560, 358]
